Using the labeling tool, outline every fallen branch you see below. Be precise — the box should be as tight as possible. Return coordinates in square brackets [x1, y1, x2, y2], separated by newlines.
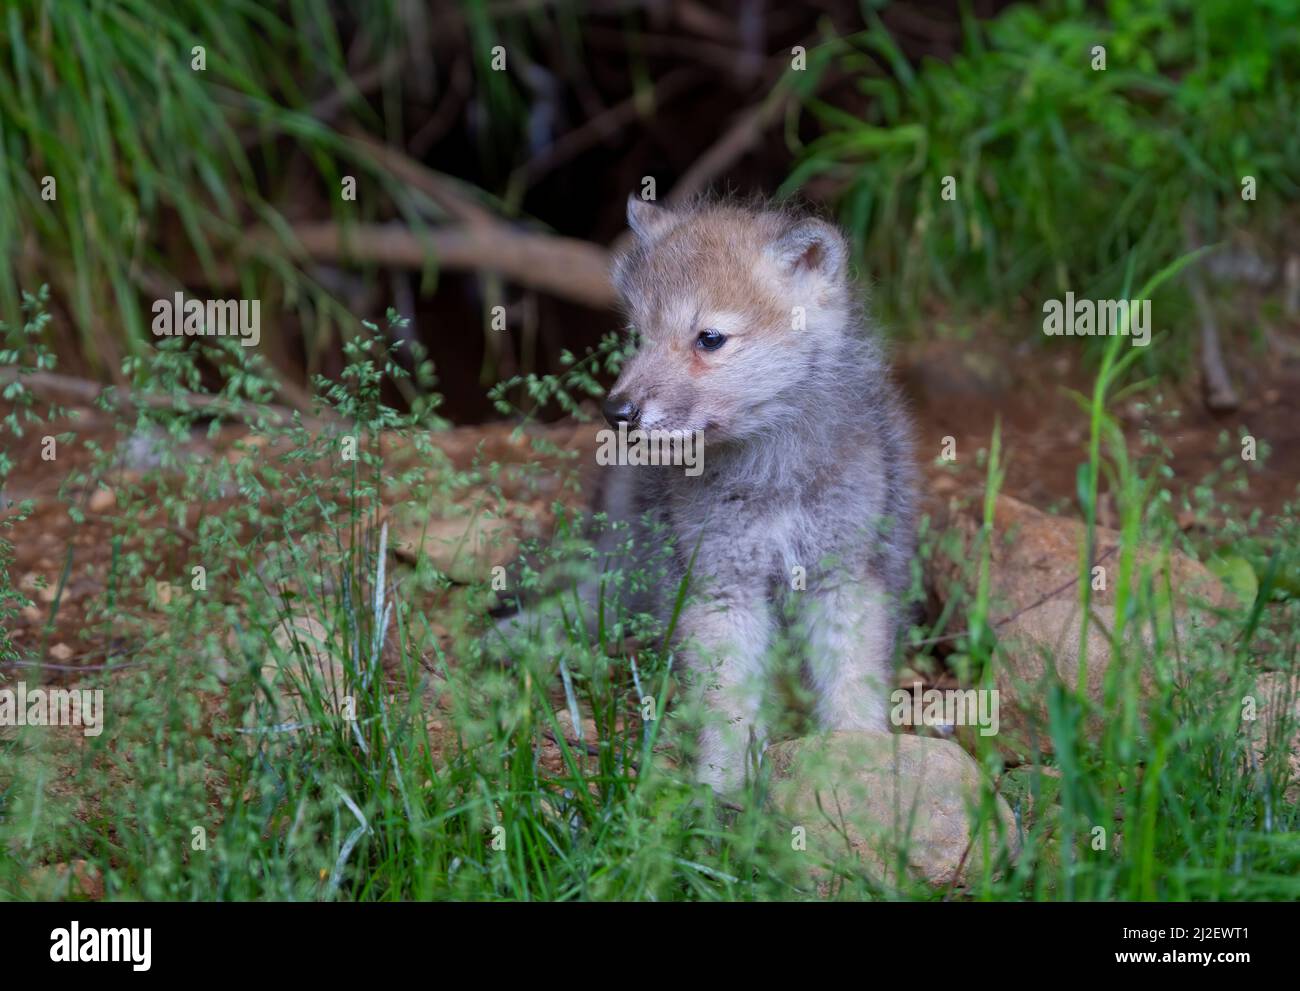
[344, 126, 499, 228]
[514, 67, 702, 189]
[1182, 211, 1240, 412]
[223, 222, 617, 310]
[668, 92, 789, 207]
[0, 368, 331, 427]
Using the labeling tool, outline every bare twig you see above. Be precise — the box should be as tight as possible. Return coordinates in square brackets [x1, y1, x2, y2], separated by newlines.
[668, 92, 789, 207]
[343, 126, 498, 228]
[513, 67, 702, 189]
[309, 49, 406, 124]
[225, 222, 617, 310]
[584, 26, 761, 76]
[410, 57, 472, 156]
[1182, 211, 1240, 412]
[0, 368, 329, 427]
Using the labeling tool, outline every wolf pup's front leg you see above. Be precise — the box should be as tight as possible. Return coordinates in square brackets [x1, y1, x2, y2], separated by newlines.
[800, 580, 895, 733]
[677, 593, 775, 794]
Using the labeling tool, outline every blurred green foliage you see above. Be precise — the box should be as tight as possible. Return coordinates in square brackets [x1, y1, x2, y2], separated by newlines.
[787, 0, 1300, 338]
[0, 1, 405, 366]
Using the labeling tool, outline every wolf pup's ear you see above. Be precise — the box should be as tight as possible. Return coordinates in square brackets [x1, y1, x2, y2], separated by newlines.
[626, 195, 676, 242]
[768, 219, 847, 280]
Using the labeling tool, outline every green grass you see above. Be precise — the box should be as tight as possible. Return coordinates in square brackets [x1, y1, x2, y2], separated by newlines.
[0, 1, 430, 373]
[785, 0, 1300, 368]
[0, 282, 1296, 901]
[0, 0, 606, 384]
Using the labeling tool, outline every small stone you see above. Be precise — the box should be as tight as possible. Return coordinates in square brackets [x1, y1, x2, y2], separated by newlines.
[88, 487, 116, 513]
[154, 582, 183, 608]
[208, 654, 233, 685]
[389, 508, 518, 584]
[245, 616, 349, 736]
[119, 425, 168, 471]
[26, 860, 104, 900]
[553, 707, 598, 745]
[767, 732, 1019, 889]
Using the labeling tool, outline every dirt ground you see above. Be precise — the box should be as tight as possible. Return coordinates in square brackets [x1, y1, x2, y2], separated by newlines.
[4, 336, 1298, 688]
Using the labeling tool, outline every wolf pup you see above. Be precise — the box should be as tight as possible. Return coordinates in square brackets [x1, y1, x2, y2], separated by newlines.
[500, 196, 916, 794]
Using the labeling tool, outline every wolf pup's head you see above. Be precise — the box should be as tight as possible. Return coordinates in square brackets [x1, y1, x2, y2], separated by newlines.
[605, 197, 854, 444]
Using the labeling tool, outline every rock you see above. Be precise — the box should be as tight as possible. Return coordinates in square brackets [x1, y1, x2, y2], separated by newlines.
[931, 494, 1230, 757]
[553, 707, 598, 745]
[1243, 672, 1300, 802]
[244, 616, 349, 740]
[153, 582, 184, 608]
[21, 572, 57, 604]
[48, 642, 73, 662]
[26, 859, 104, 900]
[766, 732, 1019, 889]
[388, 508, 518, 584]
[267, 615, 347, 708]
[87, 486, 116, 513]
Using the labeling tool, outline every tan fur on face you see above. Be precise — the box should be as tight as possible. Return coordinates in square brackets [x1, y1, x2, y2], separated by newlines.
[610, 200, 852, 440]
[620, 208, 793, 333]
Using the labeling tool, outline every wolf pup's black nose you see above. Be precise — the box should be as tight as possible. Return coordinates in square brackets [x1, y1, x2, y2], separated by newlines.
[598, 392, 639, 426]
[602, 394, 640, 428]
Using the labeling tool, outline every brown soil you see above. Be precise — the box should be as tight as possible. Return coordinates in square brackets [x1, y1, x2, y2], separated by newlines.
[3, 338, 1297, 687]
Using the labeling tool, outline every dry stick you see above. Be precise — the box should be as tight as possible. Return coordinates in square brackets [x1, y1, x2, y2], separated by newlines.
[668, 93, 789, 207]
[0, 368, 331, 428]
[674, 0, 740, 42]
[583, 25, 762, 75]
[234, 51, 404, 148]
[664, 33, 824, 208]
[411, 57, 472, 156]
[514, 67, 702, 189]
[0, 658, 146, 673]
[1181, 211, 1240, 412]
[205, 54, 800, 312]
[602, 64, 796, 261]
[343, 127, 498, 228]
[309, 49, 406, 125]
[207, 222, 618, 310]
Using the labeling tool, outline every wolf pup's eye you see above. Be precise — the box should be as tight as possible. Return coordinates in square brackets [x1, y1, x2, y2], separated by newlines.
[696, 329, 727, 351]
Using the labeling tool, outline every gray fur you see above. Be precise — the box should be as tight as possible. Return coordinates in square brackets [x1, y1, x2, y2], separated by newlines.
[502, 196, 917, 794]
